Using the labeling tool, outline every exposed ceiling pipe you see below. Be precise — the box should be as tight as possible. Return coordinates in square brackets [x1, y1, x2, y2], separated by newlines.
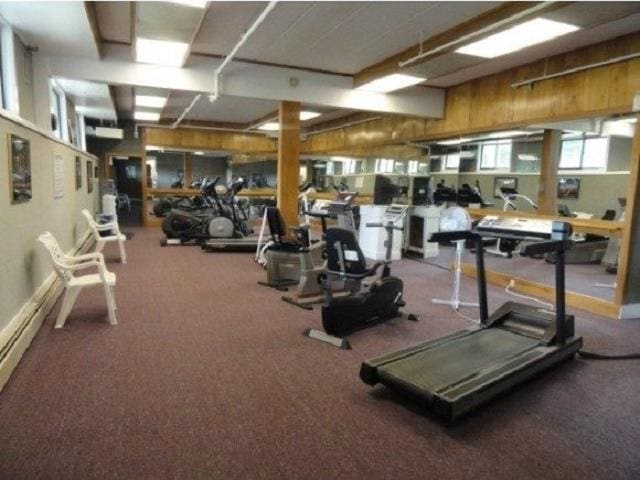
[511, 52, 640, 89]
[397, 2, 552, 68]
[305, 116, 383, 136]
[171, 1, 279, 129]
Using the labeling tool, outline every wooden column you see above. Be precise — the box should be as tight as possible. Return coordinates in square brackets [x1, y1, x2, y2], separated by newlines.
[184, 152, 193, 186]
[277, 101, 301, 228]
[537, 129, 561, 215]
[616, 114, 640, 308]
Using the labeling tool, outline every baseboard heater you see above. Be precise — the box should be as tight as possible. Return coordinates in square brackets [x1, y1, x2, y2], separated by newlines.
[0, 232, 94, 391]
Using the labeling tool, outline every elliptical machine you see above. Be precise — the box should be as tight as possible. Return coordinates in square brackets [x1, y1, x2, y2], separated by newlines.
[160, 177, 248, 246]
[305, 204, 417, 349]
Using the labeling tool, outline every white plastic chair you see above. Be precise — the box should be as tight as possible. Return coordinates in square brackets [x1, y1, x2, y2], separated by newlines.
[82, 209, 127, 263]
[38, 232, 117, 328]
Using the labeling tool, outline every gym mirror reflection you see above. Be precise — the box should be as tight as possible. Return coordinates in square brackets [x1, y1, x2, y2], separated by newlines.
[423, 116, 633, 305]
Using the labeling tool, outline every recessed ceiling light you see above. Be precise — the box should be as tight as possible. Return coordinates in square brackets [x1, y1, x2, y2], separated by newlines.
[135, 111, 161, 122]
[136, 95, 167, 109]
[356, 74, 426, 93]
[488, 130, 530, 139]
[456, 18, 579, 59]
[437, 138, 472, 146]
[136, 37, 189, 67]
[258, 122, 280, 131]
[300, 111, 321, 121]
[168, 0, 208, 7]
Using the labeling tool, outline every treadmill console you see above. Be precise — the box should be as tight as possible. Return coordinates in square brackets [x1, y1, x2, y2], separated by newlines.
[383, 204, 408, 223]
[329, 191, 358, 210]
[476, 215, 554, 239]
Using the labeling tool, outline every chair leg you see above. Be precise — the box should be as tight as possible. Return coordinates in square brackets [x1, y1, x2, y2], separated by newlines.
[118, 239, 127, 264]
[55, 287, 81, 329]
[104, 284, 118, 325]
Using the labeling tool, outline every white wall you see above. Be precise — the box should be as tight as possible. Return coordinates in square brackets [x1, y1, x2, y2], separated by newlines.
[0, 112, 97, 334]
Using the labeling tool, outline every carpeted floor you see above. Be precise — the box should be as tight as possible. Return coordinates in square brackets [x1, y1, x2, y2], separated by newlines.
[1, 227, 639, 479]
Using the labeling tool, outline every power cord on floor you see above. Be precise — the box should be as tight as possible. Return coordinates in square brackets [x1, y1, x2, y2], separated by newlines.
[505, 279, 554, 310]
[578, 350, 640, 360]
[404, 253, 451, 272]
[454, 308, 479, 324]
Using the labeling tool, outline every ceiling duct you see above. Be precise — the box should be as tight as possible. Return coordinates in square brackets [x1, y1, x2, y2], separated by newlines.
[172, 1, 279, 128]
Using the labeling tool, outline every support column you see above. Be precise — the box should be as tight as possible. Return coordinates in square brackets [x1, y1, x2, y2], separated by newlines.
[616, 114, 640, 312]
[537, 129, 561, 215]
[277, 101, 301, 228]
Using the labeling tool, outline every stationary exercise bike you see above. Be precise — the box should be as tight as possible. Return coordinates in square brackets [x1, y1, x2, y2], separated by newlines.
[305, 205, 417, 348]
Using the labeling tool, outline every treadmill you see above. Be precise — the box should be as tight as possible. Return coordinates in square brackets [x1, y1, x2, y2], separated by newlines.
[360, 215, 583, 422]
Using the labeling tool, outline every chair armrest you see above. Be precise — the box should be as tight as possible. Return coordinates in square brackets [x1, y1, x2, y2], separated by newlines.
[68, 252, 104, 262]
[94, 222, 118, 231]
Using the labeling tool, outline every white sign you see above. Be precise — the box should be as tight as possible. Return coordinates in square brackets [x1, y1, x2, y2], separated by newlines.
[52, 153, 64, 199]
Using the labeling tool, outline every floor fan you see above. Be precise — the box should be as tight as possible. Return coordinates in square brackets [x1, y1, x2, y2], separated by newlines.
[431, 207, 479, 312]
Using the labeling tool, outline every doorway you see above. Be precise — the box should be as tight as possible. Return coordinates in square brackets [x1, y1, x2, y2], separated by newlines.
[110, 156, 143, 226]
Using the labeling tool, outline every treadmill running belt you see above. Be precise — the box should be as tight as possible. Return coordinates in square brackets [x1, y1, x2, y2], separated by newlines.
[378, 329, 540, 394]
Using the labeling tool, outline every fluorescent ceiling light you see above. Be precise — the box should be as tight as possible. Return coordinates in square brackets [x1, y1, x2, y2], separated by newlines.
[136, 37, 189, 67]
[437, 138, 471, 146]
[356, 74, 425, 93]
[258, 122, 280, 131]
[135, 111, 161, 122]
[136, 95, 167, 109]
[168, 0, 208, 7]
[517, 154, 539, 161]
[456, 18, 579, 59]
[145, 145, 163, 151]
[300, 111, 321, 121]
[194, 151, 204, 155]
[489, 130, 530, 139]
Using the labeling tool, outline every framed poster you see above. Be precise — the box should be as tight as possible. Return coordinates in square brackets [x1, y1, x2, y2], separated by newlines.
[9, 134, 31, 204]
[87, 160, 93, 193]
[558, 177, 580, 199]
[493, 176, 518, 198]
[52, 153, 64, 199]
[75, 156, 82, 190]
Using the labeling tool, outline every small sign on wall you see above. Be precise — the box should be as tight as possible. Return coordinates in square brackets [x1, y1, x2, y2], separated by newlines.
[75, 156, 82, 190]
[52, 153, 64, 199]
[87, 160, 93, 193]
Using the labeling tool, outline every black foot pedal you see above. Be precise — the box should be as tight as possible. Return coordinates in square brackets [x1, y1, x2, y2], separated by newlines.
[304, 328, 351, 349]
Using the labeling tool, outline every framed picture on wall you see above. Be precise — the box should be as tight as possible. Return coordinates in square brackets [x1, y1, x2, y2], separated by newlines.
[8, 134, 32, 204]
[87, 160, 93, 193]
[558, 177, 580, 199]
[75, 156, 82, 190]
[493, 176, 518, 198]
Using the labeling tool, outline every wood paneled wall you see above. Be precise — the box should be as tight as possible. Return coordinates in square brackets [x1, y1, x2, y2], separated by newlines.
[144, 127, 277, 153]
[302, 32, 640, 154]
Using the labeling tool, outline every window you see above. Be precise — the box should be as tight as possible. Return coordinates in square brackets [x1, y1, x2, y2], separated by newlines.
[49, 80, 68, 140]
[480, 140, 512, 169]
[326, 161, 334, 175]
[559, 137, 608, 170]
[375, 158, 394, 173]
[445, 153, 460, 170]
[0, 19, 18, 113]
[418, 162, 428, 175]
[343, 160, 357, 175]
[408, 160, 418, 174]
